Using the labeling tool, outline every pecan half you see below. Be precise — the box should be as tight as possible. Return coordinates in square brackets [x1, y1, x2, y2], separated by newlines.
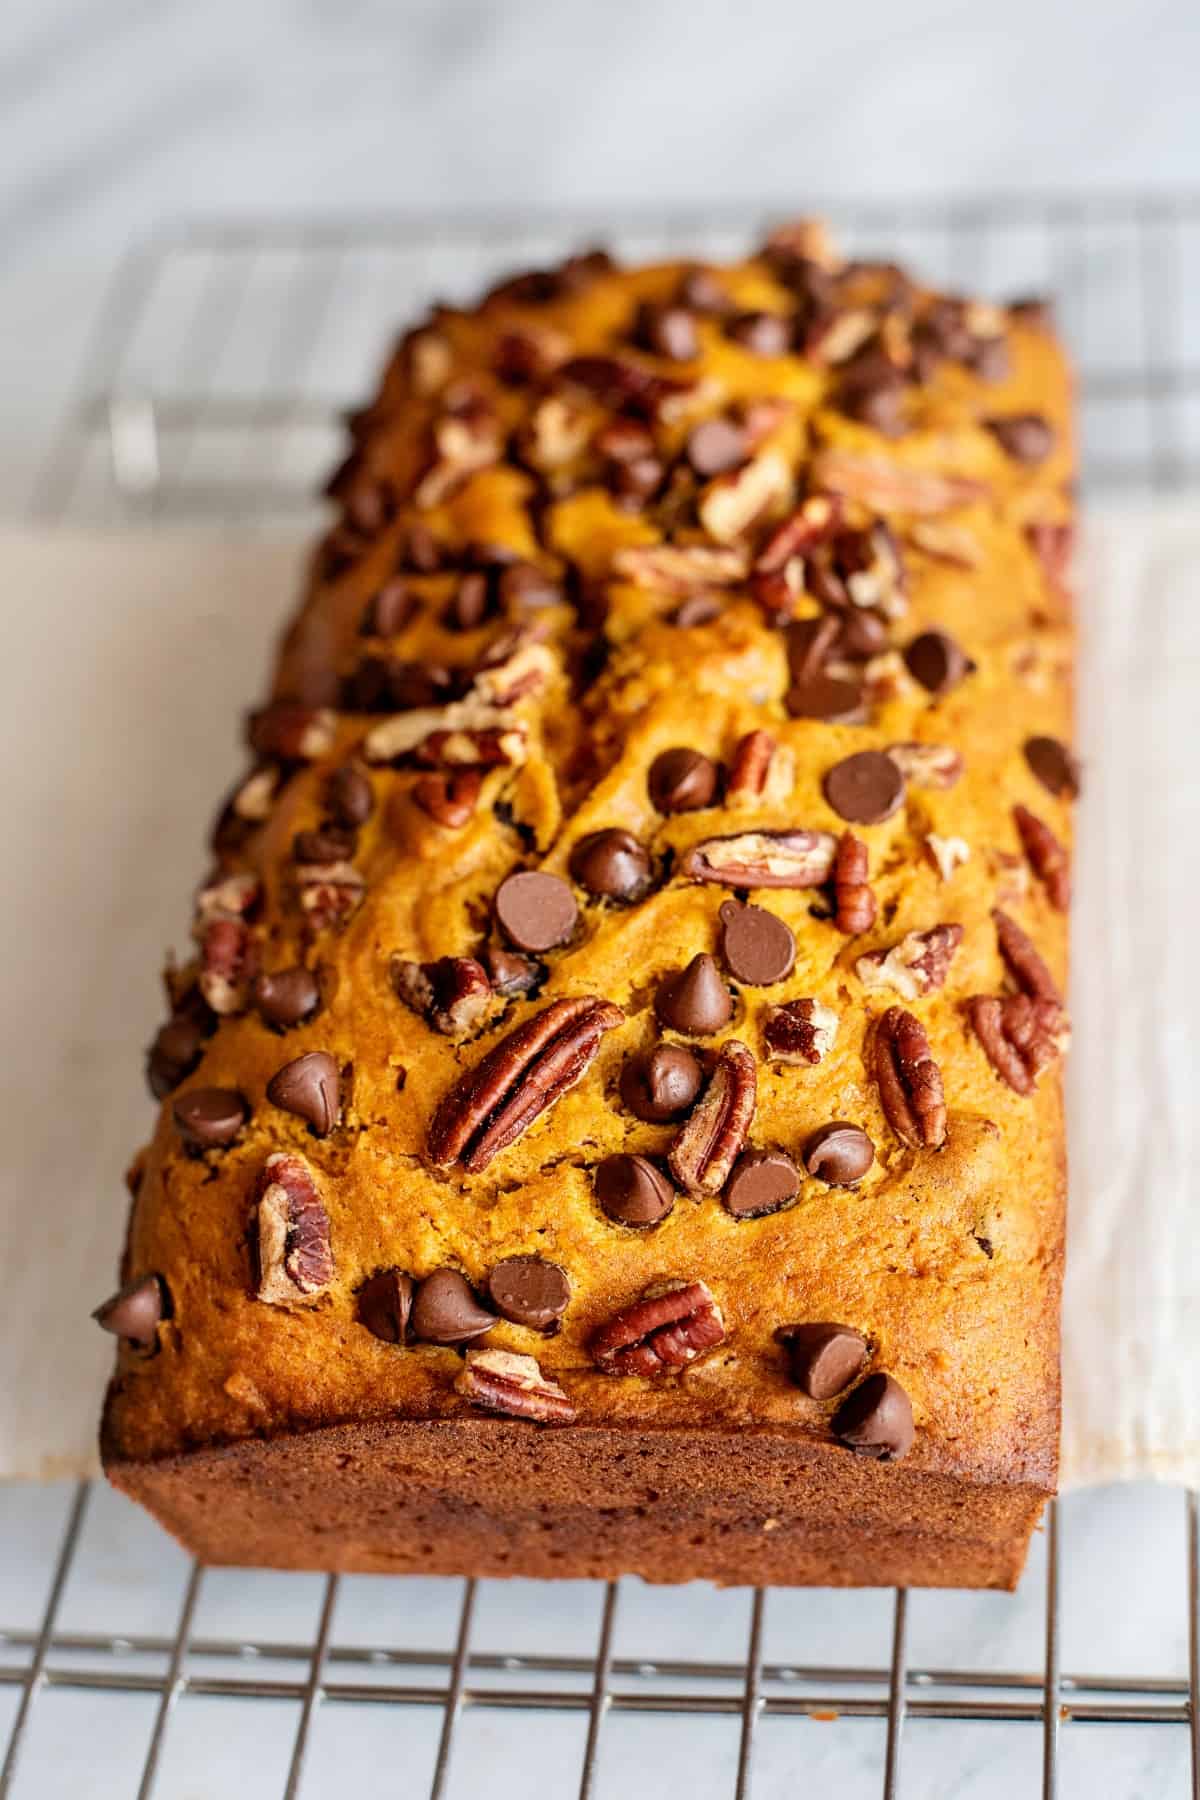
[611, 543, 749, 594]
[429, 996, 623, 1172]
[885, 741, 964, 790]
[697, 450, 792, 544]
[726, 729, 776, 801]
[681, 829, 837, 889]
[363, 696, 526, 768]
[392, 955, 493, 1036]
[1012, 804, 1070, 912]
[590, 1280, 726, 1376]
[811, 449, 988, 516]
[668, 1040, 757, 1196]
[763, 998, 839, 1064]
[856, 924, 963, 1001]
[255, 1152, 334, 1304]
[992, 908, 1061, 1006]
[294, 859, 366, 931]
[832, 831, 876, 934]
[966, 994, 1070, 1095]
[412, 769, 482, 828]
[247, 702, 336, 762]
[871, 1006, 947, 1148]
[455, 1349, 576, 1423]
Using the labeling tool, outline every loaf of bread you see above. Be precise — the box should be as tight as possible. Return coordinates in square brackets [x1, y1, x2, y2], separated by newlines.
[97, 220, 1075, 1589]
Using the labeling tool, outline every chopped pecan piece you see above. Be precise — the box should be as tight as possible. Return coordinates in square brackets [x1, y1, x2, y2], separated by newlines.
[763, 998, 839, 1064]
[232, 765, 281, 822]
[494, 322, 571, 384]
[832, 832, 876, 934]
[668, 1040, 757, 1197]
[856, 925, 963, 1000]
[811, 450, 988, 516]
[926, 833, 971, 882]
[611, 543, 749, 594]
[590, 1280, 726, 1377]
[294, 859, 366, 931]
[362, 694, 525, 767]
[1025, 520, 1075, 595]
[415, 725, 526, 769]
[412, 769, 482, 828]
[754, 495, 843, 573]
[966, 994, 1070, 1095]
[1012, 804, 1070, 912]
[871, 1006, 947, 1148]
[726, 729, 777, 802]
[809, 521, 906, 619]
[404, 327, 453, 395]
[519, 394, 592, 472]
[415, 404, 502, 508]
[391, 955, 493, 1036]
[885, 741, 963, 790]
[194, 871, 260, 927]
[255, 1153, 334, 1304]
[992, 908, 1062, 1005]
[682, 829, 838, 889]
[428, 996, 623, 1172]
[908, 518, 983, 568]
[455, 1349, 577, 1423]
[198, 917, 257, 1015]
[247, 702, 336, 762]
[698, 450, 792, 544]
[472, 630, 557, 708]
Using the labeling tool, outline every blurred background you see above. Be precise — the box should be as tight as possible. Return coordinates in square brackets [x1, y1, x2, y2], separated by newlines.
[2, 0, 1199, 509]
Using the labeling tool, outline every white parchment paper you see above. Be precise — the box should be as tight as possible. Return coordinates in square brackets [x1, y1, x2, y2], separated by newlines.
[1, 518, 1194, 1486]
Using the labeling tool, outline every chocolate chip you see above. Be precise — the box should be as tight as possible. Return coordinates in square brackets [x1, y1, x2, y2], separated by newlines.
[146, 1011, 207, 1099]
[92, 1274, 165, 1348]
[1008, 295, 1054, 331]
[253, 967, 321, 1030]
[778, 1322, 868, 1399]
[686, 417, 748, 477]
[293, 825, 357, 866]
[1024, 735, 1080, 799]
[446, 570, 492, 631]
[725, 310, 791, 356]
[482, 946, 542, 995]
[723, 1148, 800, 1218]
[362, 577, 416, 635]
[266, 1051, 341, 1136]
[837, 610, 890, 659]
[904, 630, 972, 696]
[487, 1256, 570, 1330]
[648, 747, 719, 814]
[400, 521, 442, 572]
[172, 1086, 248, 1151]
[671, 595, 723, 628]
[837, 360, 907, 437]
[410, 1269, 495, 1344]
[823, 750, 905, 825]
[985, 412, 1055, 464]
[497, 562, 564, 612]
[785, 674, 868, 723]
[802, 1121, 875, 1185]
[833, 1372, 915, 1460]
[636, 302, 699, 361]
[594, 1154, 676, 1227]
[327, 763, 374, 829]
[718, 901, 796, 986]
[569, 829, 652, 902]
[619, 1043, 703, 1121]
[357, 1269, 414, 1343]
[655, 952, 733, 1035]
[786, 615, 841, 682]
[494, 871, 578, 952]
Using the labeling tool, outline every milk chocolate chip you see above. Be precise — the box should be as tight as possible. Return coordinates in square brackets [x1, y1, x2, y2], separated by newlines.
[833, 1372, 915, 1460]
[619, 1044, 703, 1121]
[779, 1323, 868, 1399]
[1024, 735, 1080, 799]
[802, 1121, 875, 1186]
[253, 967, 321, 1030]
[594, 1154, 676, 1227]
[487, 1256, 570, 1331]
[357, 1269, 414, 1343]
[649, 747, 719, 814]
[410, 1270, 495, 1344]
[904, 630, 972, 697]
[655, 953, 733, 1035]
[569, 829, 652, 902]
[327, 763, 374, 828]
[718, 901, 796, 986]
[723, 1148, 800, 1218]
[172, 1087, 248, 1152]
[92, 1275, 165, 1348]
[494, 871, 578, 952]
[266, 1052, 341, 1137]
[823, 750, 904, 825]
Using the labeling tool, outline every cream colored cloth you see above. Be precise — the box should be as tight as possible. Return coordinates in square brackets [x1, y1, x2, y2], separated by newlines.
[0, 518, 1194, 1486]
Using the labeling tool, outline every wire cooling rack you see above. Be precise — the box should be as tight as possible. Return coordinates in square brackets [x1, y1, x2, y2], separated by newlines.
[6, 197, 1200, 1799]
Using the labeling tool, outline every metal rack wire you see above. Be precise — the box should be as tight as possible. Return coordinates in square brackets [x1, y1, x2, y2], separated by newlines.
[6, 198, 1200, 1799]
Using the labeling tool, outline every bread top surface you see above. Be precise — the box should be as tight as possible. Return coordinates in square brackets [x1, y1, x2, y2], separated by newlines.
[104, 226, 1074, 1489]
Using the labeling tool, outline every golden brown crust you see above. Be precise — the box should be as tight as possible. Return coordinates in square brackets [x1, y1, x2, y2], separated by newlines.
[103, 224, 1073, 1583]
